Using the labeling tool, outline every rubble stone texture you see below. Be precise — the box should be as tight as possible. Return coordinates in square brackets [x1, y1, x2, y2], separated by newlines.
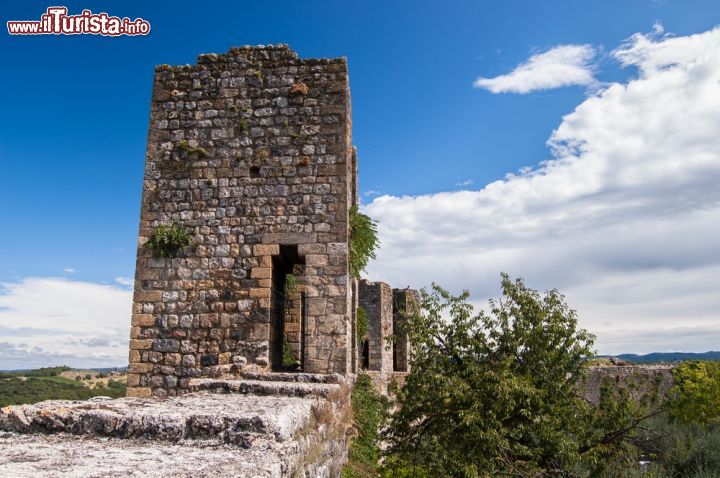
[127, 45, 357, 397]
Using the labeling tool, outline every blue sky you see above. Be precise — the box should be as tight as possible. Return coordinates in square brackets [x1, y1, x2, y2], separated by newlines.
[1, 1, 719, 367]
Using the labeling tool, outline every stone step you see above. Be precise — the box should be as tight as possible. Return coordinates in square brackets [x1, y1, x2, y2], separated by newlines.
[188, 378, 341, 399]
[0, 392, 315, 447]
[238, 371, 345, 384]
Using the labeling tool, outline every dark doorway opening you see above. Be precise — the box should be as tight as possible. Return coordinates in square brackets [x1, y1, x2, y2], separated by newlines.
[361, 339, 370, 370]
[270, 245, 304, 371]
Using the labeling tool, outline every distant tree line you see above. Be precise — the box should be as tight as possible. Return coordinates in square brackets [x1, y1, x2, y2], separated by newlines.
[0, 366, 70, 379]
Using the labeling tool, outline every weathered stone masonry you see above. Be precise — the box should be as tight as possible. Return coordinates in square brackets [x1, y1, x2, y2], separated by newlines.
[127, 45, 356, 397]
[358, 279, 418, 373]
[359, 280, 394, 373]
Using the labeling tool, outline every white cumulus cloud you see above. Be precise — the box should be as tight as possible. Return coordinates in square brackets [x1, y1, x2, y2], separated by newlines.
[474, 44, 597, 93]
[366, 27, 720, 354]
[0, 278, 132, 369]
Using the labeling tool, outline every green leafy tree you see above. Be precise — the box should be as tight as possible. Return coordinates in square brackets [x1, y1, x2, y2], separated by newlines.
[383, 274, 658, 477]
[668, 361, 720, 425]
[349, 206, 379, 278]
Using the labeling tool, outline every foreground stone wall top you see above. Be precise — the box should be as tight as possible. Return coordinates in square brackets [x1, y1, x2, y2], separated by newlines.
[0, 373, 352, 477]
[128, 45, 355, 397]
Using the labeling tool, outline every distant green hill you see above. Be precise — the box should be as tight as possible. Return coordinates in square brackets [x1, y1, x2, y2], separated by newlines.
[599, 351, 720, 363]
[0, 366, 126, 407]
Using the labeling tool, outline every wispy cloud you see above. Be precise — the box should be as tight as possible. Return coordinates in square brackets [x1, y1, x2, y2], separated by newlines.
[474, 44, 597, 94]
[0, 277, 132, 369]
[456, 179, 474, 187]
[363, 189, 381, 197]
[114, 277, 133, 287]
[62, 268, 77, 274]
[367, 27, 720, 354]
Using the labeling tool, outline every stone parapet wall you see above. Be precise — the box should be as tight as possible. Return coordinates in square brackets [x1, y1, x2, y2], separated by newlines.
[358, 279, 394, 373]
[358, 280, 419, 373]
[128, 44, 355, 397]
[581, 365, 675, 403]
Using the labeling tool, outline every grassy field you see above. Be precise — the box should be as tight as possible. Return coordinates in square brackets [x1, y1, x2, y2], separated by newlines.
[0, 366, 127, 407]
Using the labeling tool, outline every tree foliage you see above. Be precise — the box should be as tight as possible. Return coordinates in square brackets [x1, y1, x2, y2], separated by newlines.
[0, 366, 70, 379]
[629, 414, 720, 477]
[349, 206, 379, 278]
[383, 274, 657, 477]
[668, 361, 720, 425]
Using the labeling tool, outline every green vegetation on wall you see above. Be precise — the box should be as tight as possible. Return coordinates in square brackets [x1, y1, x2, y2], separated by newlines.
[349, 206, 379, 279]
[356, 306, 369, 344]
[342, 374, 389, 478]
[176, 140, 208, 158]
[146, 223, 193, 258]
[281, 336, 298, 371]
[285, 273, 299, 295]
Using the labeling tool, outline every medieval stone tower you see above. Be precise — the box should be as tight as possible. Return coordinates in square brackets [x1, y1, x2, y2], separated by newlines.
[126, 45, 357, 397]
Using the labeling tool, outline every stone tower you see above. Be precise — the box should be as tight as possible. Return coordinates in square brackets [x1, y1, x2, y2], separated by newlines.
[127, 45, 357, 397]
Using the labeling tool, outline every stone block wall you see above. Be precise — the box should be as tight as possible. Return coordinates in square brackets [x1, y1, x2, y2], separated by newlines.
[392, 288, 419, 372]
[358, 279, 394, 373]
[582, 365, 674, 404]
[127, 45, 356, 397]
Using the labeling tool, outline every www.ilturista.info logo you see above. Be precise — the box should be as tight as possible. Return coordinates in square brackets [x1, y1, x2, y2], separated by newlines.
[7, 6, 150, 36]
